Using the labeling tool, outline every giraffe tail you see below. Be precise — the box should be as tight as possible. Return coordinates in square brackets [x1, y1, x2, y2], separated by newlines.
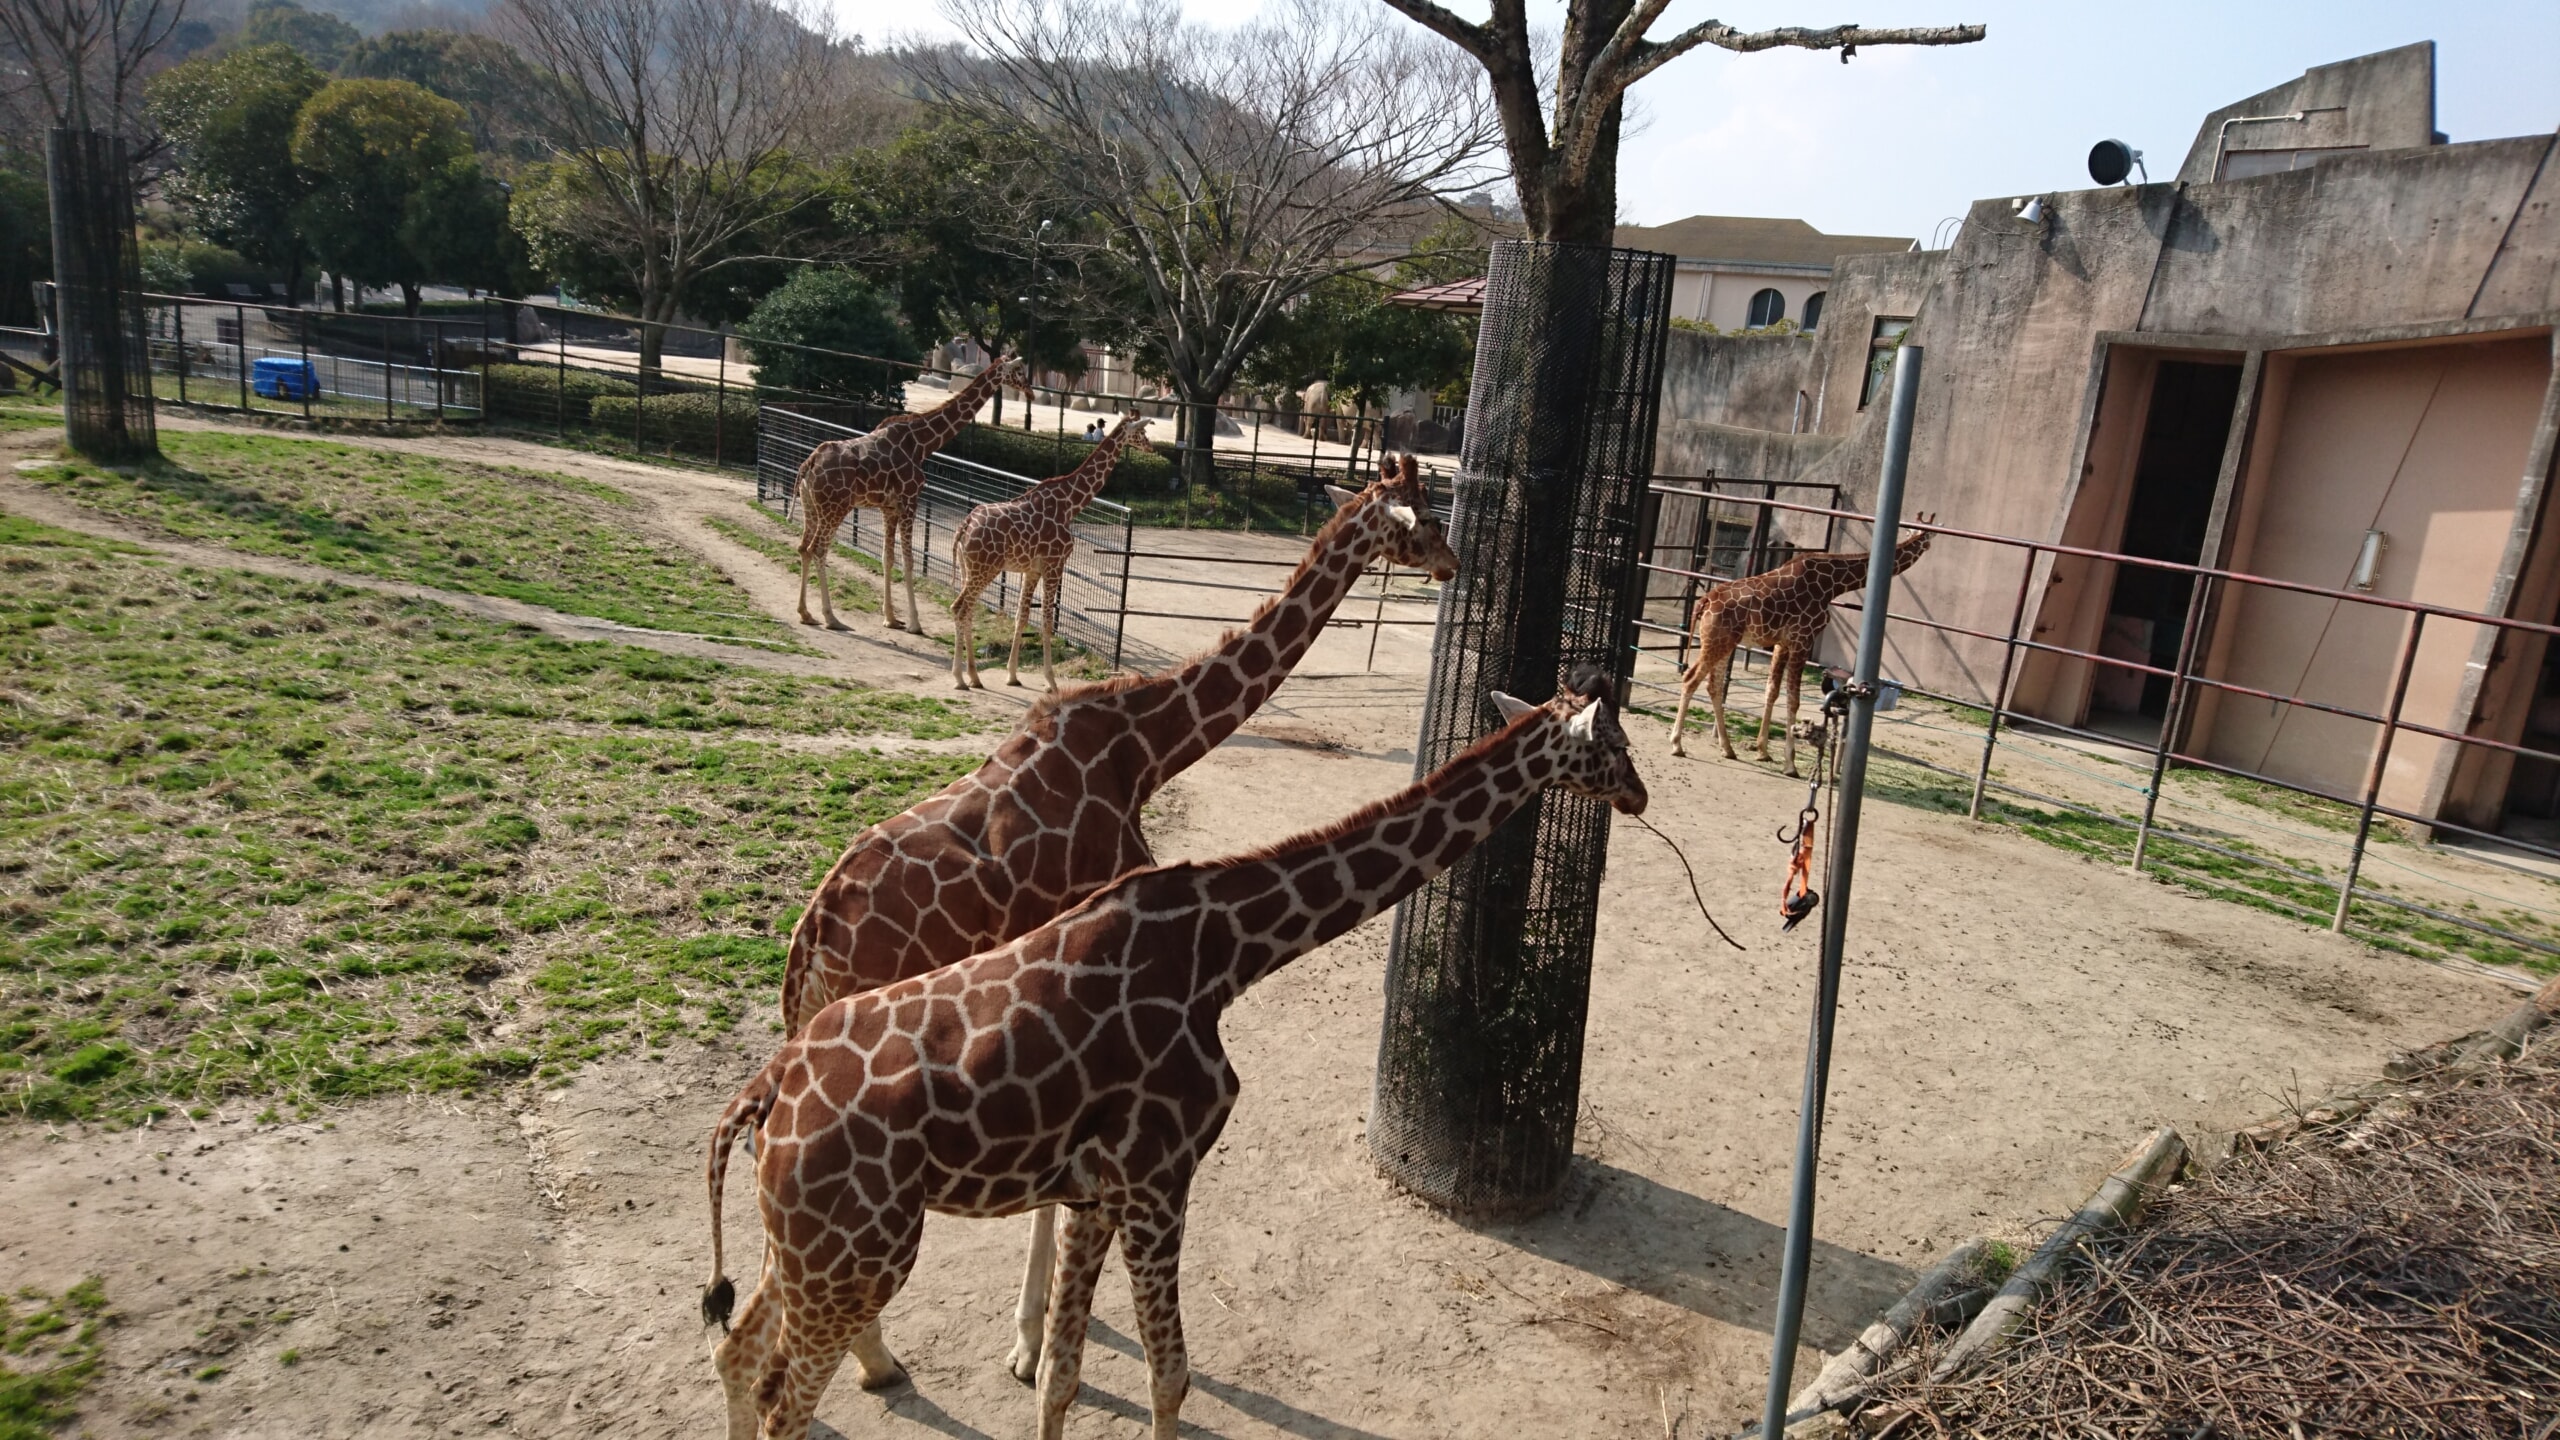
[701, 1065, 778, 1332]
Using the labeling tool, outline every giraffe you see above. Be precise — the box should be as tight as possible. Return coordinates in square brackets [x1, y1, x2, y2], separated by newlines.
[702, 674, 1648, 1440]
[948, 410, 1152, 690]
[1668, 518, 1935, 776]
[766, 454, 1454, 1391]
[790, 356, 1029, 634]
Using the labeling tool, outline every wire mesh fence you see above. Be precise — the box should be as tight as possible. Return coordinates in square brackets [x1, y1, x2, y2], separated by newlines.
[1372, 240, 1676, 1218]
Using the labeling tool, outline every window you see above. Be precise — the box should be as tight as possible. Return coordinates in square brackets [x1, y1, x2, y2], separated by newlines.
[1860, 317, 1913, 408]
[1801, 291, 1826, 331]
[1746, 287, 1786, 328]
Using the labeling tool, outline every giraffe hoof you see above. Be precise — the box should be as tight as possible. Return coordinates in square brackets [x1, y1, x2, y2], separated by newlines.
[1007, 1339, 1041, 1385]
[1007, 677, 1024, 688]
[855, 1358, 911, 1392]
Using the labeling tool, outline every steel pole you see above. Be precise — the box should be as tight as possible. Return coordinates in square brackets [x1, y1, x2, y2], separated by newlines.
[1969, 549, 2038, 820]
[1757, 343, 1922, 1440]
[2334, 611, 2425, 931]
[2131, 573, 2217, 872]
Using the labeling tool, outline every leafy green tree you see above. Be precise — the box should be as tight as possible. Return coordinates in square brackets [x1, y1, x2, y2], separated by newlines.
[149, 44, 328, 299]
[1244, 218, 1483, 412]
[507, 157, 823, 326]
[835, 113, 1089, 418]
[237, 0, 361, 71]
[402, 159, 534, 297]
[0, 161, 48, 327]
[735, 268, 919, 400]
[289, 78, 476, 314]
[340, 29, 544, 159]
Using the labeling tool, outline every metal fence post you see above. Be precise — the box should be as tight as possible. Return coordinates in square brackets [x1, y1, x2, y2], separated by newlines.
[1760, 343, 1924, 1439]
[2131, 572, 2217, 873]
[432, 317, 445, 422]
[2334, 611, 2425, 932]
[1969, 547, 2039, 820]
[382, 313, 394, 421]
[714, 340, 726, 468]
[556, 319, 566, 438]
[235, 302, 247, 411]
[299, 309, 312, 421]
[1112, 509, 1135, 670]
[175, 300, 188, 404]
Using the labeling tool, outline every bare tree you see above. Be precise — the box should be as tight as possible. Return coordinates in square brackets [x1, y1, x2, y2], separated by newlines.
[929, 0, 1500, 488]
[0, 0, 188, 144]
[496, 0, 838, 370]
[1375, 1, 1983, 244]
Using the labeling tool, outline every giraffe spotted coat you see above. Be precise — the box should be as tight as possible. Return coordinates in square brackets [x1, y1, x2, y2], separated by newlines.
[1670, 520, 1934, 776]
[949, 410, 1152, 690]
[790, 358, 1027, 634]
[770, 456, 1455, 1388]
[702, 681, 1649, 1440]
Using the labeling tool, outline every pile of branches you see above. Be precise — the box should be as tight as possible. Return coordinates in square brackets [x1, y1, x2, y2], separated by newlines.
[1853, 1039, 2560, 1438]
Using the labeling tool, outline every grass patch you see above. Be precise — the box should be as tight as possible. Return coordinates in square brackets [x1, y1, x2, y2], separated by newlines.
[1862, 752, 2557, 977]
[0, 535, 982, 1124]
[0, 1278, 108, 1440]
[30, 430, 799, 648]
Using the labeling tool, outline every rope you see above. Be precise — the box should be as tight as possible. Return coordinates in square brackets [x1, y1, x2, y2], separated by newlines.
[1631, 813, 1745, 951]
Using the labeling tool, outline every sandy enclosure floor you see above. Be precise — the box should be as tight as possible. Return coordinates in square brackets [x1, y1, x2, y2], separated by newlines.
[3, 423, 2523, 1438]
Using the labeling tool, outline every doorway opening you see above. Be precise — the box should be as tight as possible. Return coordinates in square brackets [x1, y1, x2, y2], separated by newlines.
[2088, 361, 2244, 738]
[2499, 613, 2560, 848]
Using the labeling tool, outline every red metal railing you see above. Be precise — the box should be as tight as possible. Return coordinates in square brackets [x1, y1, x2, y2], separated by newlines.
[1633, 479, 2560, 972]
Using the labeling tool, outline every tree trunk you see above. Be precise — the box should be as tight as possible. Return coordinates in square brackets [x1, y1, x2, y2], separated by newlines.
[330, 273, 345, 312]
[400, 282, 421, 317]
[1179, 392, 1219, 491]
[1530, 99, 1625, 246]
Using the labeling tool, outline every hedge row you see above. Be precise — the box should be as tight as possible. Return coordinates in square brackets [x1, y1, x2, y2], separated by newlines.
[947, 421, 1178, 497]
[483, 362, 637, 423]
[588, 392, 758, 460]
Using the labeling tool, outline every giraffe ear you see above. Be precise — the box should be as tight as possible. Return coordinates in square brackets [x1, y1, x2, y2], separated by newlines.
[1385, 503, 1418, 529]
[1488, 691, 1537, 723]
[1566, 699, 1599, 742]
[1324, 485, 1361, 511]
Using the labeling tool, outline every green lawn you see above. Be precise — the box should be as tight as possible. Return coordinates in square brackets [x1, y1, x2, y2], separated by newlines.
[0, 1278, 107, 1440]
[0, 516, 982, 1125]
[24, 430, 800, 648]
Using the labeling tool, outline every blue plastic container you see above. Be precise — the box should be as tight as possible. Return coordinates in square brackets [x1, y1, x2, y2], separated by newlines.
[251, 357, 318, 400]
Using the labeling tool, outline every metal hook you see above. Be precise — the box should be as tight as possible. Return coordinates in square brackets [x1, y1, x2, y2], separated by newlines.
[1775, 805, 1819, 846]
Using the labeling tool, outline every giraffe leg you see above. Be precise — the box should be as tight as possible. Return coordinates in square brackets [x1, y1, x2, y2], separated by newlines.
[1119, 1206, 1193, 1440]
[712, 1260, 781, 1440]
[1755, 646, 1784, 760]
[875, 507, 900, 632]
[900, 512, 922, 637]
[1039, 572, 1061, 691]
[748, 1215, 922, 1440]
[1035, 1205, 1116, 1440]
[794, 533, 818, 628]
[1006, 1204, 1058, 1383]
[849, 1318, 906, 1391]
[1670, 664, 1701, 757]
[1706, 643, 1741, 761]
[1783, 651, 1807, 779]
[1005, 578, 1035, 687]
[815, 540, 848, 631]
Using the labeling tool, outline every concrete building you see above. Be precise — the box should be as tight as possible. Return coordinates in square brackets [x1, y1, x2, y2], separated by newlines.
[1658, 43, 2560, 838]
[1615, 216, 1910, 333]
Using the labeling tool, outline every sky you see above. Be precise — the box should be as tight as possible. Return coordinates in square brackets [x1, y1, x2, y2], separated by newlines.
[819, 0, 2560, 241]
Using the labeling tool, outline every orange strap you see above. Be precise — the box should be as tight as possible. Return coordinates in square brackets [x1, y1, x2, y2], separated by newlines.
[1781, 816, 1818, 922]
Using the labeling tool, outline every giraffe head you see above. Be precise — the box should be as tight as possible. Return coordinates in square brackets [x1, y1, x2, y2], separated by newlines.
[991, 353, 1035, 403]
[1324, 454, 1457, 580]
[1488, 667, 1648, 815]
[1109, 410, 1152, 446]
[1892, 513, 1936, 573]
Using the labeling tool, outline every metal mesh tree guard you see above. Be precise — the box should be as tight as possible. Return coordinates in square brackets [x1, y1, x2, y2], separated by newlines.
[46, 128, 156, 463]
[1370, 241, 1674, 1217]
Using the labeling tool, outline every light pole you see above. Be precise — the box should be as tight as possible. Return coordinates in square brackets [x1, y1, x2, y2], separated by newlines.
[1018, 218, 1053, 432]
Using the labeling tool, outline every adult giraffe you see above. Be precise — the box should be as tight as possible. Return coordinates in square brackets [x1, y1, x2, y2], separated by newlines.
[771, 455, 1454, 1389]
[790, 356, 1029, 633]
[948, 410, 1152, 690]
[1668, 519, 1934, 775]
[703, 676, 1649, 1440]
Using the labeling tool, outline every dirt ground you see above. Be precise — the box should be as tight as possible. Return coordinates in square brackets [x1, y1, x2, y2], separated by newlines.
[2, 418, 2524, 1438]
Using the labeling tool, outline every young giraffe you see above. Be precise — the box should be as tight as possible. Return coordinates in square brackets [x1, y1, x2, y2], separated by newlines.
[790, 356, 1029, 634]
[703, 676, 1648, 1440]
[769, 454, 1453, 1391]
[949, 410, 1152, 690]
[1668, 517, 1935, 776]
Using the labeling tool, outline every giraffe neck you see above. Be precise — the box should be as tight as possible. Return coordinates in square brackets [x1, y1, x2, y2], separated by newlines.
[910, 365, 1009, 447]
[1034, 423, 1137, 514]
[1119, 499, 1402, 797]
[1180, 707, 1565, 1005]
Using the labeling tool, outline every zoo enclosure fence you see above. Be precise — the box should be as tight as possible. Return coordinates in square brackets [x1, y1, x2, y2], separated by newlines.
[754, 407, 1446, 676]
[1630, 481, 2560, 974]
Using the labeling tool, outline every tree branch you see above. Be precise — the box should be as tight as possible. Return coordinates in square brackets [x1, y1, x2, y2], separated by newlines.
[1371, 0, 1490, 63]
[1617, 20, 1983, 95]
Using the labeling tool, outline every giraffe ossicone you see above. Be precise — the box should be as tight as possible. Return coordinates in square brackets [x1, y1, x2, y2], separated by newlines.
[702, 675, 1646, 1440]
[1669, 517, 1935, 776]
[789, 355, 1032, 635]
[765, 455, 1456, 1391]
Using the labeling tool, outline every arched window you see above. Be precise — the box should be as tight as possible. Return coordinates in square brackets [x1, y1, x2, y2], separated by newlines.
[1746, 288, 1786, 328]
[1801, 291, 1826, 331]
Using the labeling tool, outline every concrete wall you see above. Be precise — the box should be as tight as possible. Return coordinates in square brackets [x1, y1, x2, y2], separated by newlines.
[1660, 328, 1817, 432]
[1651, 123, 2560, 825]
[2175, 42, 2438, 184]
